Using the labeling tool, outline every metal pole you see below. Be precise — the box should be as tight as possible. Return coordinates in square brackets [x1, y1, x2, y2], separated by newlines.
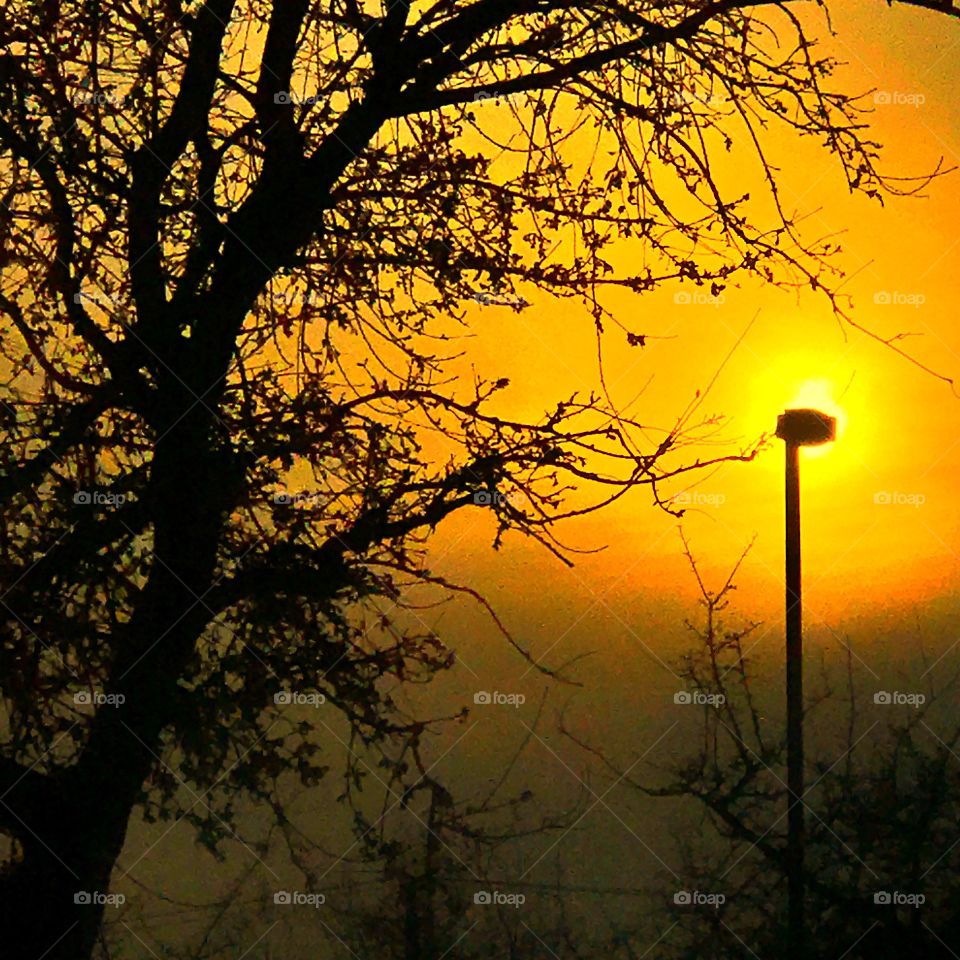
[784, 441, 806, 959]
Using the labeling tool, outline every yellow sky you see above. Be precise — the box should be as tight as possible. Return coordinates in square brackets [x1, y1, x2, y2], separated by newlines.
[101, 5, 960, 933]
[417, 2, 960, 646]
[233, 1, 960, 670]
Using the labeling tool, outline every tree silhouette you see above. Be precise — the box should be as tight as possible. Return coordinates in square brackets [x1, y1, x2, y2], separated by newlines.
[0, 1, 957, 957]
[564, 533, 960, 959]
[93, 705, 585, 960]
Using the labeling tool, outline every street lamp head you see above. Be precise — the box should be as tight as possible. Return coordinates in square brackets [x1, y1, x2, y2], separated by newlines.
[776, 408, 836, 446]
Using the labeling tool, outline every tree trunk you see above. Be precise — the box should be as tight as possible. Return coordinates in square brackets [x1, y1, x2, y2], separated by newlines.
[0, 781, 134, 959]
[0, 405, 237, 958]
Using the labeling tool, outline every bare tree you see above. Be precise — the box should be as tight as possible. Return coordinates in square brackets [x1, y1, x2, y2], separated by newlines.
[565, 533, 960, 958]
[0, 1, 957, 957]
[101, 710, 587, 960]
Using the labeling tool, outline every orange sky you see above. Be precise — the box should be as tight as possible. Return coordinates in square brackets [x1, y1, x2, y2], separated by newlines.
[107, 5, 960, 942]
[418, 2, 960, 652]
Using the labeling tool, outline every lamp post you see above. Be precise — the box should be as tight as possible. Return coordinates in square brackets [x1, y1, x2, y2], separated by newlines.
[775, 408, 836, 960]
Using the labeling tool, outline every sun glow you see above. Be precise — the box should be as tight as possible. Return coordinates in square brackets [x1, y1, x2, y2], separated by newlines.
[786, 378, 847, 458]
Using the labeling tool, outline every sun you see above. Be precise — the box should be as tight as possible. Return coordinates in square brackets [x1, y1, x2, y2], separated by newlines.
[785, 378, 847, 457]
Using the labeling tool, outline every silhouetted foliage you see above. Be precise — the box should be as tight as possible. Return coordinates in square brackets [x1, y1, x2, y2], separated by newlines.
[0, 1, 957, 957]
[564, 534, 960, 958]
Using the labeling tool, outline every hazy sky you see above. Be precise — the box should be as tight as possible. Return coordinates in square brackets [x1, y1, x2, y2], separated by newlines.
[427, 2, 960, 637]
[385, 1, 960, 852]
[109, 6, 960, 954]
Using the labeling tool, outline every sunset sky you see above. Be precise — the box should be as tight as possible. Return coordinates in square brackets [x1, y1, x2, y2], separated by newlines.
[343, 10, 960, 918]
[18, 0, 960, 955]
[424, 2, 960, 644]
[323, 9, 960, 830]
[217, 0, 960, 869]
